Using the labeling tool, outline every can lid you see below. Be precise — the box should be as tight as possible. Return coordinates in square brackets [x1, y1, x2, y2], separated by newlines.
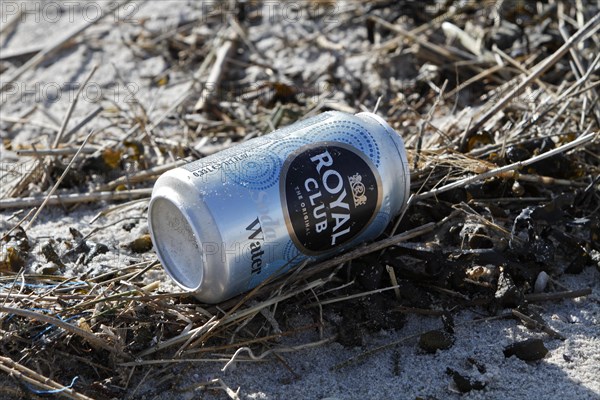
[148, 196, 204, 290]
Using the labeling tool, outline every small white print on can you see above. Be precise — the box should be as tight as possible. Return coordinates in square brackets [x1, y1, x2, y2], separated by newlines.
[148, 111, 410, 303]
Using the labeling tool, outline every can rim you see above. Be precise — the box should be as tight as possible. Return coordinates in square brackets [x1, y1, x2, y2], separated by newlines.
[148, 194, 205, 291]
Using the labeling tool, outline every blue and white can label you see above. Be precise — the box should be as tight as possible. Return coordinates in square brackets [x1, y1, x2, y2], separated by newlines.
[281, 142, 382, 255]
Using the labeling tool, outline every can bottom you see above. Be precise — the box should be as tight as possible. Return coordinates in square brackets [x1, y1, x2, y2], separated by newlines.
[149, 197, 203, 290]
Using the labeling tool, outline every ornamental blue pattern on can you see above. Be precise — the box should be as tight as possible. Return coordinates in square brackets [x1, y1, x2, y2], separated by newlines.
[148, 111, 410, 303]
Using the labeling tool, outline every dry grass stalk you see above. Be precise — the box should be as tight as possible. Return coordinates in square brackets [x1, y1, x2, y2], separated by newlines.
[524, 288, 592, 302]
[0, 306, 120, 355]
[52, 66, 98, 149]
[221, 336, 335, 372]
[511, 309, 566, 340]
[193, 27, 238, 112]
[193, 378, 241, 400]
[416, 129, 597, 201]
[0, 188, 152, 209]
[24, 129, 97, 229]
[97, 158, 190, 191]
[16, 147, 99, 156]
[0, 356, 94, 400]
[462, 12, 600, 147]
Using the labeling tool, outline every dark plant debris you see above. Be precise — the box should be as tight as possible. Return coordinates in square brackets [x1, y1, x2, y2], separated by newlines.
[419, 330, 455, 353]
[504, 338, 549, 361]
[124, 234, 153, 254]
[446, 367, 486, 393]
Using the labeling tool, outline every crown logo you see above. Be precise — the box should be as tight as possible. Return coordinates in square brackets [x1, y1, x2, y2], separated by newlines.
[348, 173, 367, 207]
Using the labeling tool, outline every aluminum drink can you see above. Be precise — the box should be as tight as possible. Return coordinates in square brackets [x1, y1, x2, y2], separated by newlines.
[148, 111, 410, 303]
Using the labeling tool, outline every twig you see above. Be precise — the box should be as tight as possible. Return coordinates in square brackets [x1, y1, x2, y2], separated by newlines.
[194, 378, 240, 400]
[222, 280, 326, 326]
[97, 158, 190, 191]
[0, 268, 24, 308]
[24, 129, 96, 229]
[5, 158, 43, 199]
[370, 16, 473, 63]
[373, 96, 383, 114]
[0, 306, 121, 355]
[184, 323, 322, 355]
[559, 5, 600, 122]
[294, 211, 460, 282]
[516, 173, 589, 187]
[221, 337, 335, 372]
[491, 44, 556, 98]
[444, 64, 505, 100]
[332, 332, 423, 370]
[0, 188, 152, 210]
[189, 258, 313, 348]
[62, 282, 160, 313]
[119, 358, 262, 367]
[466, 53, 600, 159]
[0, 44, 44, 62]
[193, 28, 238, 111]
[0, 208, 36, 242]
[0, 356, 94, 400]
[174, 316, 221, 358]
[524, 288, 592, 302]
[386, 266, 401, 300]
[0, 116, 59, 132]
[393, 306, 444, 316]
[415, 80, 448, 167]
[137, 317, 219, 358]
[511, 309, 566, 340]
[52, 65, 98, 148]
[63, 105, 104, 144]
[88, 197, 149, 224]
[461, 12, 600, 148]
[29, 144, 64, 209]
[416, 129, 597, 200]
[306, 284, 402, 307]
[16, 147, 99, 156]
[0, 5, 23, 36]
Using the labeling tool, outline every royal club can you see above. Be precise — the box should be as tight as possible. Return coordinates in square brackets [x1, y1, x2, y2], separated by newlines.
[148, 111, 410, 303]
